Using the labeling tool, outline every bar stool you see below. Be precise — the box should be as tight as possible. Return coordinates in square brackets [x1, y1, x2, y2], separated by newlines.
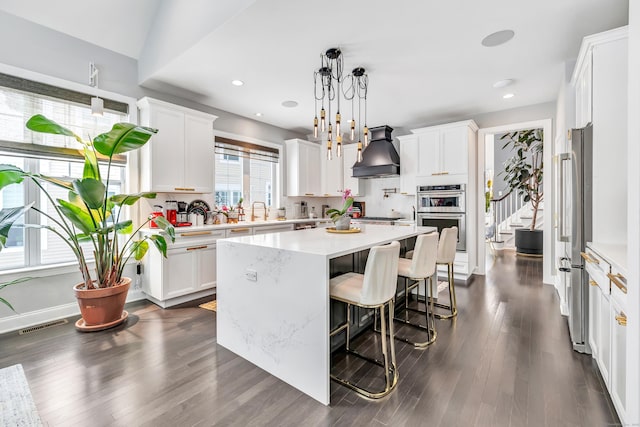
[394, 232, 439, 347]
[329, 241, 401, 399]
[434, 226, 458, 319]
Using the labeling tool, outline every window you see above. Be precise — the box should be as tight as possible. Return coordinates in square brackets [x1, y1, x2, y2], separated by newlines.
[214, 136, 279, 209]
[0, 75, 129, 272]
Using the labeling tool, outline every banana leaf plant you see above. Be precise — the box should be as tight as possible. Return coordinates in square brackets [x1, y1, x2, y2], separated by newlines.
[0, 114, 174, 290]
[500, 128, 543, 231]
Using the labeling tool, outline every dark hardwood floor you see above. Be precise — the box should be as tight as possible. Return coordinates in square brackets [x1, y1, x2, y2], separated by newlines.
[0, 252, 620, 426]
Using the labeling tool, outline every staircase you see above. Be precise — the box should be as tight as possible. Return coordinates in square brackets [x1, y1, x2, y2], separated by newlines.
[487, 191, 543, 251]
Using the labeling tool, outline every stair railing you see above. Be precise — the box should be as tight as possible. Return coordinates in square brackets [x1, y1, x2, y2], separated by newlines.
[489, 190, 525, 243]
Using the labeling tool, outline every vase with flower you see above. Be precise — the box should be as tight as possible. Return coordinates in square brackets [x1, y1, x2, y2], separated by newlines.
[326, 189, 354, 230]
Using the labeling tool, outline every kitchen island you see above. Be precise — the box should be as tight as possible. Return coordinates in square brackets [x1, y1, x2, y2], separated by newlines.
[216, 224, 435, 405]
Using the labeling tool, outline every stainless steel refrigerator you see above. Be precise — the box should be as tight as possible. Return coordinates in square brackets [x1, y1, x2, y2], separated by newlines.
[558, 123, 593, 353]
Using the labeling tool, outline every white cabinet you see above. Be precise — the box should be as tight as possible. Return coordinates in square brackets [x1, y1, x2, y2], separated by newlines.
[225, 226, 254, 237]
[253, 224, 294, 235]
[320, 148, 343, 197]
[588, 277, 600, 357]
[575, 51, 592, 128]
[398, 134, 418, 195]
[342, 143, 360, 196]
[598, 289, 612, 384]
[142, 229, 225, 307]
[285, 139, 321, 196]
[610, 295, 627, 423]
[408, 121, 477, 179]
[137, 97, 217, 194]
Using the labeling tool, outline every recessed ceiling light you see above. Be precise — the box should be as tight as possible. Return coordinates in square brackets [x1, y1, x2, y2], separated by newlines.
[255, 112, 263, 117]
[281, 100, 298, 108]
[503, 93, 515, 99]
[493, 79, 514, 88]
[481, 30, 515, 47]
[231, 80, 244, 86]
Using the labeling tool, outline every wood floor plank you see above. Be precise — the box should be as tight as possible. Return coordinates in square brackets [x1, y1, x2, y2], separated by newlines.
[0, 253, 622, 426]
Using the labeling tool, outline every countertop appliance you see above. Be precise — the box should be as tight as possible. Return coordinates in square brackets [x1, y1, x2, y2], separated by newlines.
[416, 184, 466, 251]
[558, 123, 593, 354]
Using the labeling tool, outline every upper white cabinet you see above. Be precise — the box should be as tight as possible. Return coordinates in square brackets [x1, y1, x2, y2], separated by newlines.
[285, 139, 321, 196]
[137, 97, 218, 193]
[320, 146, 343, 197]
[398, 134, 418, 195]
[571, 27, 628, 245]
[342, 143, 361, 196]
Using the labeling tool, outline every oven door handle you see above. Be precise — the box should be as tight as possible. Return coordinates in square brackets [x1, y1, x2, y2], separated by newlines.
[418, 191, 464, 198]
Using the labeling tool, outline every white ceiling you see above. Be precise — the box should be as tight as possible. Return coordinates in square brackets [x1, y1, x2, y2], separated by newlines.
[0, 0, 628, 135]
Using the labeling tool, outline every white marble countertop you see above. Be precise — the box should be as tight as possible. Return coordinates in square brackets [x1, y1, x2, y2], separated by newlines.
[587, 242, 628, 274]
[221, 224, 436, 259]
[140, 217, 332, 234]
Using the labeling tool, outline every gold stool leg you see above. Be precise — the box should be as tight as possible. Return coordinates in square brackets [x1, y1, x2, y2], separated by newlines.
[379, 302, 390, 390]
[346, 303, 351, 351]
[434, 262, 458, 319]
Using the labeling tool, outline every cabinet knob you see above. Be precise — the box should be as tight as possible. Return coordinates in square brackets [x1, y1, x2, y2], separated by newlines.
[607, 273, 627, 294]
[580, 251, 599, 264]
[589, 280, 598, 287]
[615, 313, 627, 326]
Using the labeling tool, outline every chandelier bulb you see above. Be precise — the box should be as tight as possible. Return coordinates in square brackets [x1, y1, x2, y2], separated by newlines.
[363, 126, 369, 146]
[350, 120, 356, 140]
[328, 123, 332, 142]
[336, 112, 341, 137]
[357, 141, 363, 162]
[327, 143, 332, 160]
[336, 134, 342, 158]
[313, 117, 318, 138]
[320, 108, 326, 132]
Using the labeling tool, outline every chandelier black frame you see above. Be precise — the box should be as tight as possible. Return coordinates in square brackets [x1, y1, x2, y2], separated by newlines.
[313, 48, 369, 161]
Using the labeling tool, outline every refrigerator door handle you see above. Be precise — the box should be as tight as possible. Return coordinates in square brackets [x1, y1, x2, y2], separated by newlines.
[558, 153, 570, 242]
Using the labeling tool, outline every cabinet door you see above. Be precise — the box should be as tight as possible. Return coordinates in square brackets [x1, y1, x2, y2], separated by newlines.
[148, 107, 185, 192]
[321, 149, 343, 196]
[184, 114, 214, 193]
[399, 136, 418, 195]
[610, 298, 627, 422]
[588, 279, 600, 358]
[165, 247, 196, 299]
[304, 143, 321, 196]
[417, 131, 440, 176]
[576, 52, 592, 128]
[342, 143, 360, 196]
[196, 245, 217, 290]
[597, 292, 611, 388]
[441, 126, 468, 175]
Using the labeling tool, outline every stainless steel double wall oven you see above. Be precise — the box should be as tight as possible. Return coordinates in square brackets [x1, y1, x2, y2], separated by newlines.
[416, 184, 466, 251]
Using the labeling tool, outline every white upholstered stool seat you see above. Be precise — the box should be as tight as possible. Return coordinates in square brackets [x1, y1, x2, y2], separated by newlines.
[393, 232, 439, 347]
[330, 241, 400, 399]
[434, 226, 459, 319]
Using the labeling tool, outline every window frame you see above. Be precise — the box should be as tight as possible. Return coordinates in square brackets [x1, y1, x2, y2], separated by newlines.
[0, 62, 139, 278]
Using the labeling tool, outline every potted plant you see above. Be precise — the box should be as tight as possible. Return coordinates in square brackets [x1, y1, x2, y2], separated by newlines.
[0, 115, 174, 330]
[500, 128, 543, 255]
[326, 189, 354, 230]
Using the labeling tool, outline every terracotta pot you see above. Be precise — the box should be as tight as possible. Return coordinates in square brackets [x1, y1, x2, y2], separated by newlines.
[74, 278, 130, 328]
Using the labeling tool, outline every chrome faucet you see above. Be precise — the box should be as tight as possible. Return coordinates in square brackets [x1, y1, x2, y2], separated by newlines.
[251, 201, 268, 221]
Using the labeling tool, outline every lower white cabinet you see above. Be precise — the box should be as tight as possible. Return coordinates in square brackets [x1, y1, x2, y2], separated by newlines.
[253, 224, 294, 235]
[597, 289, 611, 384]
[610, 295, 627, 422]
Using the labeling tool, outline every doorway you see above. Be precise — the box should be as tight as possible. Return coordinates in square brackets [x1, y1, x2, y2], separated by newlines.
[476, 119, 553, 284]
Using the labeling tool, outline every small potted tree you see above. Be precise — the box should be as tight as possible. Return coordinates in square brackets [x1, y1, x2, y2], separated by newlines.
[500, 128, 543, 255]
[0, 115, 174, 330]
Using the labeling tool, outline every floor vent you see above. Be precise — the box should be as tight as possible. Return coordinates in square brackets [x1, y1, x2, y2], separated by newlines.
[19, 319, 68, 335]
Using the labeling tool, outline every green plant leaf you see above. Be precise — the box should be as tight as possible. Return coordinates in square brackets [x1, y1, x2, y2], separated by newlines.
[0, 204, 32, 251]
[0, 164, 26, 191]
[149, 235, 168, 257]
[110, 192, 157, 206]
[26, 114, 83, 144]
[131, 240, 150, 261]
[58, 199, 96, 235]
[37, 174, 75, 191]
[93, 123, 158, 158]
[153, 216, 175, 242]
[82, 146, 101, 181]
[73, 178, 106, 210]
[116, 220, 133, 234]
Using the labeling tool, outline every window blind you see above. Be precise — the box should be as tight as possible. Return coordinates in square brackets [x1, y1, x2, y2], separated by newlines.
[0, 73, 128, 164]
[214, 136, 280, 163]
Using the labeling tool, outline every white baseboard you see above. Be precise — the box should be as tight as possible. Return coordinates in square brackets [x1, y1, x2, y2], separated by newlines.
[0, 288, 149, 335]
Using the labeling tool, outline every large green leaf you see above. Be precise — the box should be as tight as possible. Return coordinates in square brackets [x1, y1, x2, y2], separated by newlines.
[82, 146, 101, 181]
[93, 123, 157, 158]
[35, 174, 74, 191]
[131, 240, 150, 261]
[73, 178, 106, 210]
[0, 204, 32, 251]
[153, 216, 175, 242]
[0, 164, 26, 191]
[58, 199, 96, 235]
[110, 192, 157, 206]
[95, 220, 133, 236]
[149, 235, 168, 258]
[26, 115, 83, 144]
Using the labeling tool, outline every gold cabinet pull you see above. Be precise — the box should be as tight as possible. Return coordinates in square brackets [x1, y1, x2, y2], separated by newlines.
[174, 187, 196, 191]
[580, 251, 599, 264]
[589, 280, 598, 287]
[607, 273, 627, 294]
[230, 228, 251, 233]
[615, 313, 627, 326]
[180, 231, 213, 237]
[186, 245, 207, 251]
[431, 172, 450, 176]
[304, 193, 315, 196]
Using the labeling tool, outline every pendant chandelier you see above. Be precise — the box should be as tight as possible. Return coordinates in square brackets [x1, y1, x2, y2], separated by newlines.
[313, 48, 369, 161]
